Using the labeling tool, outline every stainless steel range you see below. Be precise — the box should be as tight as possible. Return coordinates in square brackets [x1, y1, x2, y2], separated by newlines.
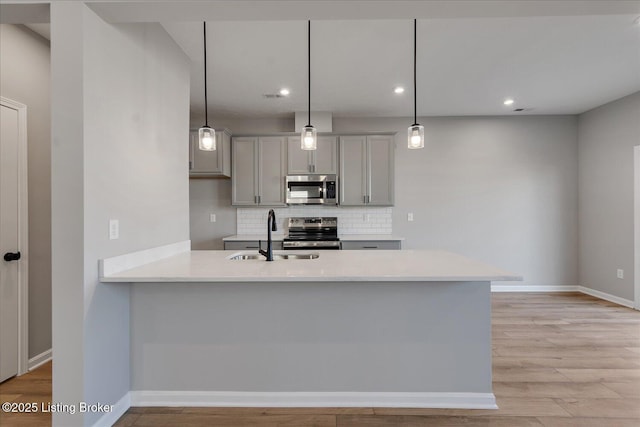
[283, 217, 340, 250]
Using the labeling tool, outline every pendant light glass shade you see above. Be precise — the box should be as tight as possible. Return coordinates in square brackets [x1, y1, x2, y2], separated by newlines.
[301, 125, 317, 150]
[301, 20, 317, 151]
[408, 124, 424, 149]
[199, 21, 216, 151]
[199, 126, 216, 151]
[408, 19, 424, 149]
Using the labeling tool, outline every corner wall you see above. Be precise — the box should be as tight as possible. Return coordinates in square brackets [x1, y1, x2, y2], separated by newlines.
[578, 91, 640, 301]
[51, 3, 190, 425]
[0, 24, 52, 360]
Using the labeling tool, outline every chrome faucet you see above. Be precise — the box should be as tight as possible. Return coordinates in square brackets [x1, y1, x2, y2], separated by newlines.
[259, 209, 277, 261]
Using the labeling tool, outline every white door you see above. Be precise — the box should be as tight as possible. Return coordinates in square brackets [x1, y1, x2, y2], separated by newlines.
[0, 103, 21, 382]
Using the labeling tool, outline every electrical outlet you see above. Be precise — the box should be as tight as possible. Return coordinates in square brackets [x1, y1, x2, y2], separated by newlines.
[109, 219, 119, 240]
[210, 213, 216, 223]
[617, 269, 624, 279]
[408, 212, 414, 222]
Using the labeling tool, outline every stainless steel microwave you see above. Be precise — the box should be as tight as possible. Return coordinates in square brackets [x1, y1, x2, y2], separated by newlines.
[285, 174, 337, 205]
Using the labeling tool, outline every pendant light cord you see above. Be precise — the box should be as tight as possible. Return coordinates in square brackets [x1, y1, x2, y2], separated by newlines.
[413, 18, 417, 126]
[307, 20, 311, 127]
[203, 21, 209, 127]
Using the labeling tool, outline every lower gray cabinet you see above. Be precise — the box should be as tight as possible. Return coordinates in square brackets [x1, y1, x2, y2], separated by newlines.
[341, 241, 402, 250]
[224, 241, 284, 251]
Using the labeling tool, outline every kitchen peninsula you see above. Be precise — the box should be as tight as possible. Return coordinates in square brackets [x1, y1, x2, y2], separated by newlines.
[100, 243, 520, 409]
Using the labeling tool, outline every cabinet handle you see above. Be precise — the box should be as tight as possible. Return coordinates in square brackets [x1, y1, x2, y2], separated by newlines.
[257, 195, 261, 204]
[362, 246, 378, 249]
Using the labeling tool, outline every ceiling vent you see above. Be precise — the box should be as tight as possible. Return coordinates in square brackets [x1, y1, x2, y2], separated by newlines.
[262, 94, 285, 99]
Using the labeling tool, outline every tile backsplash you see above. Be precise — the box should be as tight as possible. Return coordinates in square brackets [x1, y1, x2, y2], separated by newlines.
[237, 206, 392, 235]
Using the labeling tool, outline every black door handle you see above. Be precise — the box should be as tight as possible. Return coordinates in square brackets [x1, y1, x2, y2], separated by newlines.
[4, 252, 21, 262]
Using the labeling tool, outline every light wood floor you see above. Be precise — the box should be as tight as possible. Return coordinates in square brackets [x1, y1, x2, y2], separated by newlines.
[2, 292, 639, 426]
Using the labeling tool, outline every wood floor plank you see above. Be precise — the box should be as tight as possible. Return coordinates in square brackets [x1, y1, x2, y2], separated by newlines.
[554, 397, 640, 418]
[492, 381, 621, 398]
[601, 381, 640, 397]
[537, 417, 640, 427]
[555, 368, 640, 382]
[337, 414, 545, 426]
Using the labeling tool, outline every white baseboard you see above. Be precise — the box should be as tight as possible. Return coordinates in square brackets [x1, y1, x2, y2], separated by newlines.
[490, 284, 635, 309]
[91, 391, 131, 427]
[577, 286, 635, 308]
[28, 349, 52, 371]
[491, 284, 579, 292]
[130, 391, 497, 409]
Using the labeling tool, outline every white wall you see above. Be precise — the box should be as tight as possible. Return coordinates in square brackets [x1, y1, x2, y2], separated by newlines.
[51, 3, 190, 425]
[192, 115, 579, 287]
[578, 91, 640, 301]
[0, 24, 51, 360]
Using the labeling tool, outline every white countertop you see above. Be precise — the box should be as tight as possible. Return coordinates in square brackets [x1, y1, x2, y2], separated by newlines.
[222, 234, 404, 241]
[100, 249, 521, 283]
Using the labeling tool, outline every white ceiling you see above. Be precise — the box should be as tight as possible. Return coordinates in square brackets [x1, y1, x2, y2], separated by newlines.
[7, 1, 640, 120]
[163, 14, 640, 122]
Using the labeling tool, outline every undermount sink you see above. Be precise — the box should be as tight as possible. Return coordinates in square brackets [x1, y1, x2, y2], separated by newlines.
[228, 252, 319, 261]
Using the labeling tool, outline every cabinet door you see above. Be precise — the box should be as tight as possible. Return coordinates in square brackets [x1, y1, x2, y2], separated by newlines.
[313, 136, 338, 174]
[341, 241, 401, 250]
[189, 129, 231, 177]
[339, 136, 367, 205]
[232, 137, 259, 205]
[287, 136, 312, 173]
[367, 135, 394, 206]
[258, 136, 287, 206]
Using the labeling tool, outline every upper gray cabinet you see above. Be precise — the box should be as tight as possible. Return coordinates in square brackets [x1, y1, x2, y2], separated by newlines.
[189, 129, 231, 177]
[232, 136, 287, 206]
[287, 136, 338, 174]
[339, 135, 395, 206]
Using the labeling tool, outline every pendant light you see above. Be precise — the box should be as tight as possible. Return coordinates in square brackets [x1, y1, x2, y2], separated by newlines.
[198, 21, 216, 151]
[408, 19, 424, 149]
[301, 20, 317, 151]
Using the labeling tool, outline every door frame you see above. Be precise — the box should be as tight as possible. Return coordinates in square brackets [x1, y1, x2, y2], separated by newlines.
[1, 96, 29, 375]
[635, 145, 640, 311]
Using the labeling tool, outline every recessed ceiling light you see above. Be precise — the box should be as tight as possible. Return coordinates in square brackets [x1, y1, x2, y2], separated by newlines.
[279, 88, 290, 96]
[394, 86, 405, 94]
[503, 98, 515, 106]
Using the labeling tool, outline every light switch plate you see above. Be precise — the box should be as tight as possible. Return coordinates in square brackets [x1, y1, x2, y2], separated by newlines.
[617, 269, 624, 279]
[408, 213, 414, 221]
[210, 214, 216, 223]
[109, 219, 119, 240]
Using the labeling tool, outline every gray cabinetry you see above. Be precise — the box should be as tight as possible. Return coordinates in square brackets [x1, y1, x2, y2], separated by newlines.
[224, 241, 284, 250]
[339, 135, 394, 206]
[287, 136, 338, 174]
[341, 240, 401, 250]
[189, 129, 231, 177]
[232, 136, 287, 206]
